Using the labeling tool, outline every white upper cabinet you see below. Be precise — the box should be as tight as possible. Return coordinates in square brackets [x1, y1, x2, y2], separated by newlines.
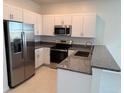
[10, 6, 23, 22]
[54, 15, 72, 25]
[3, 4, 10, 20]
[72, 15, 83, 37]
[54, 15, 63, 25]
[3, 4, 23, 22]
[4, 3, 43, 35]
[3, 4, 96, 37]
[23, 9, 43, 35]
[34, 13, 42, 35]
[23, 9, 35, 24]
[72, 14, 96, 38]
[83, 15, 96, 37]
[64, 15, 72, 25]
[42, 15, 54, 36]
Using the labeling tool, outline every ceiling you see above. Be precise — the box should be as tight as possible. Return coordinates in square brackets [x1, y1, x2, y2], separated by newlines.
[32, 0, 85, 4]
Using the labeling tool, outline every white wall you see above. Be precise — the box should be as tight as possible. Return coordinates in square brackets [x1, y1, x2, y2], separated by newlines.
[3, 0, 41, 13]
[39, 0, 121, 66]
[3, 41, 9, 93]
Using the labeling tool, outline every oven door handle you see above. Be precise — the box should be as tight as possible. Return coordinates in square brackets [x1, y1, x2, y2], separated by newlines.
[51, 49, 68, 52]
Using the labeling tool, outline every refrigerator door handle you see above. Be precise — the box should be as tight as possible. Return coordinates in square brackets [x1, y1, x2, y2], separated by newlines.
[21, 32, 25, 59]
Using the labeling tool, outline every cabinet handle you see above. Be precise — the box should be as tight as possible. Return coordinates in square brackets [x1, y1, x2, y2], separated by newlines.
[10, 14, 14, 19]
[61, 21, 64, 25]
[10, 14, 12, 19]
[37, 54, 39, 58]
[37, 30, 39, 34]
[11, 14, 14, 19]
[81, 32, 83, 36]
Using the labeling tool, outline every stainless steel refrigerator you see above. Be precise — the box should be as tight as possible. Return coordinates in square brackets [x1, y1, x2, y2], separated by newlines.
[4, 20, 35, 88]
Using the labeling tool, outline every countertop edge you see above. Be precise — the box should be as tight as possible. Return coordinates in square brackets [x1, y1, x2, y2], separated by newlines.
[57, 67, 92, 75]
[92, 66, 121, 72]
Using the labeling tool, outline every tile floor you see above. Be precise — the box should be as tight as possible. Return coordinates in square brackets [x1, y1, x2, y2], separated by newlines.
[6, 66, 57, 93]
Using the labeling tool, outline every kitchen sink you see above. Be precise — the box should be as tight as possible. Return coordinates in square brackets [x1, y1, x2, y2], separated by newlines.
[74, 51, 90, 57]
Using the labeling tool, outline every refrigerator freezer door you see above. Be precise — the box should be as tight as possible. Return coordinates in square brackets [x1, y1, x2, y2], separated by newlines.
[4, 21, 25, 87]
[23, 23, 35, 79]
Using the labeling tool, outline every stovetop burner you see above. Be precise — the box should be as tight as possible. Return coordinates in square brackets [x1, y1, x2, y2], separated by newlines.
[51, 43, 71, 50]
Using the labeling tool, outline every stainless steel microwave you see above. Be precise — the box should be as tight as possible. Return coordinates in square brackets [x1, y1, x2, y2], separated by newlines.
[54, 25, 72, 36]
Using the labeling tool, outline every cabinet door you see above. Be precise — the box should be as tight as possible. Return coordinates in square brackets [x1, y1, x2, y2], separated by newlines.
[63, 15, 72, 25]
[99, 70, 121, 93]
[83, 15, 96, 37]
[54, 15, 72, 25]
[42, 15, 54, 35]
[3, 4, 23, 21]
[23, 9, 35, 24]
[35, 49, 40, 68]
[54, 15, 64, 25]
[91, 68, 102, 93]
[3, 4, 10, 20]
[10, 6, 23, 22]
[72, 15, 83, 37]
[91, 68, 121, 93]
[35, 48, 44, 68]
[34, 14, 42, 35]
[43, 48, 50, 65]
[58, 69, 91, 93]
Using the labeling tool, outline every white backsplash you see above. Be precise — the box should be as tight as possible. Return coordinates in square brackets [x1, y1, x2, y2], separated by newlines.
[35, 35, 96, 45]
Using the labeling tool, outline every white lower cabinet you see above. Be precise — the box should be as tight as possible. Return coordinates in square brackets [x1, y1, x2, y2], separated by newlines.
[42, 48, 50, 65]
[35, 48, 50, 68]
[91, 68, 102, 93]
[91, 68, 121, 93]
[58, 68, 120, 93]
[57, 69, 91, 93]
[35, 48, 44, 68]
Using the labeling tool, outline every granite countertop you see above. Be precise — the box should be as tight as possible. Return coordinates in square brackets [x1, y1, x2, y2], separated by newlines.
[57, 50, 92, 75]
[57, 45, 120, 74]
[91, 45, 121, 72]
[35, 41, 56, 49]
[35, 42, 121, 73]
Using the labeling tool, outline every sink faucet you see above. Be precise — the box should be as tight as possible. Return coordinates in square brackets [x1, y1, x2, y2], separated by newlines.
[85, 41, 93, 47]
[85, 41, 94, 55]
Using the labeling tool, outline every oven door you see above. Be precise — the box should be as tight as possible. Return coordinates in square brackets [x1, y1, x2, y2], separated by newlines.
[50, 49, 68, 63]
